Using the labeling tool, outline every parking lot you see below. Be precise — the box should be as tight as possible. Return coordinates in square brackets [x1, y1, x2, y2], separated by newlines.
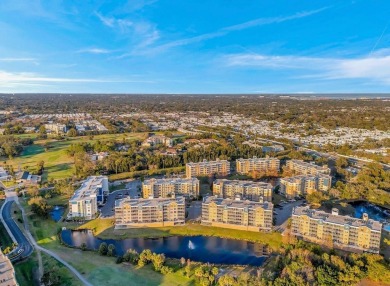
[100, 179, 141, 218]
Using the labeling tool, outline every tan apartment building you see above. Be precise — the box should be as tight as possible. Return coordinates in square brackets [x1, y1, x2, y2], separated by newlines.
[286, 159, 330, 176]
[115, 196, 185, 228]
[68, 176, 109, 220]
[186, 159, 230, 178]
[279, 174, 332, 198]
[201, 196, 273, 232]
[236, 156, 280, 175]
[142, 177, 199, 198]
[0, 250, 18, 286]
[213, 179, 273, 202]
[291, 207, 382, 253]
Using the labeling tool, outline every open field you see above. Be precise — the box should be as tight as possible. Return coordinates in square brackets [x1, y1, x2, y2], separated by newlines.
[14, 253, 39, 286]
[77, 218, 283, 250]
[1, 132, 148, 181]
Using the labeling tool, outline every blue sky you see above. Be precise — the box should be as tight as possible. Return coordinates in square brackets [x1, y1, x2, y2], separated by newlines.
[1, 0, 390, 93]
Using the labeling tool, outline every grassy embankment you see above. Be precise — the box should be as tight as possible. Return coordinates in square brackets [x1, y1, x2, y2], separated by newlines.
[78, 219, 283, 251]
[2, 132, 148, 182]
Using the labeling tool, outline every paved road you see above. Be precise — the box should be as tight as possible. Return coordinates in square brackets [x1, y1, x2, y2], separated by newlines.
[1, 200, 33, 260]
[101, 180, 141, 217]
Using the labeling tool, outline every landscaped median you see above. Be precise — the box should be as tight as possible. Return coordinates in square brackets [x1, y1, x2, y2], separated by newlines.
[75, 218, 283, 251]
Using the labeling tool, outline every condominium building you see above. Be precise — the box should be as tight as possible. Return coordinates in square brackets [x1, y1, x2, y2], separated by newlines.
[142, 177, 199, 198]
[115, 196, 185, 228]
[236, 157, 280, 175]
[279, 174, 332, 199]
[68, 176, 109, 220]
[186, 159, 230, 178]
[213, 179, 273, 202]
[44, 123, 67, 134]
[0, 250, 18, 286]
[201, 196, 273, 232]
[0, 167, 11, 181]
[286, 159, 330, 176]
[291, 207, 382, 253]
[142, 135, 173, 148]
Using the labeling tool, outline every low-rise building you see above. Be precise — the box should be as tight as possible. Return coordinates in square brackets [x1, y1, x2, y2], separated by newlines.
[213, 179, 272, 202]
[291, 207, 382, 253]
[90, 152, 109, 162]
[142, 135, 173, 148]
[279, 174, 332, 198]
[44, 123, 67, 134]
[0, 167, 11, 182]
[236, 156, 280, 175]
[186, 159, 230, 178]
[17, 171, 41, 185]
[115, 196, 185, 228]
[0, 250, 18, 286]
[286, 159, 330, 176]
[68, 176, 109, 220]
[201, 196, 273, 232]
[142, 177, 199, 198]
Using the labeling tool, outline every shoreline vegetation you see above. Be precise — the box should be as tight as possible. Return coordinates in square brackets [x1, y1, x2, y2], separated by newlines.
[74, 219, 283, 251]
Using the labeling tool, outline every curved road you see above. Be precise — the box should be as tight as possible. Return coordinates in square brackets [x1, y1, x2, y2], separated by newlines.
[1, 201, 33, 260]
[1, 199, 93, 286]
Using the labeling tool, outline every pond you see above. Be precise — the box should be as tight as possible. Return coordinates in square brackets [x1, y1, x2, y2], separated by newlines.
[61, 230, 268, 266]
[50, 206, 65, 222]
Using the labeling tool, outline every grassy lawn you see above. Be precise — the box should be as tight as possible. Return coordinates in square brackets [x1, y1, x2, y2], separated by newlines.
[14, 253, 40, 286]
[2, 132, 148, 181]
[77, 219, 283, 250]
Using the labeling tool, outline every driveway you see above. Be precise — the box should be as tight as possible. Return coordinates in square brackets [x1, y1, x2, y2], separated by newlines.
[187, 201, 202, 221]
[100, 179, 141, 218]
[274, 199, 305, 227]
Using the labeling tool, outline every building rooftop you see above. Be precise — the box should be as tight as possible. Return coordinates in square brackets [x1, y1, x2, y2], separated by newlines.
[289, 159, 329, 171]
[203, 196, 273, 210]
[70, 176, 108, 201]
[143, 177, 199, 185]
[237, 156, 279, 162]
[292, 206, 382, 232]
[115, 196, 185, 208]
[214, 179, 272, 189]
[186, 159, 229, 166]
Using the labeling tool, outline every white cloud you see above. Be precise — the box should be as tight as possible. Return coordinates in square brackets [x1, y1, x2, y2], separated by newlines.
[0, 70, 155, 85]
[95, 12, 133, 30]
[77, 48, 112, 54]
[0, 57, 37, 62]
[223, 49, 390, 84]
[138, 7, 328, 55]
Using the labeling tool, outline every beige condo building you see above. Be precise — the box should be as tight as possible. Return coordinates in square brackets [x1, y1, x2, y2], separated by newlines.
[186, 159, 230, 178]
[142, 177, 199, 198]
[291, 207, 382, 253]
[115, 196, 185, 228]
[213, 179, 273, 202]
[0, 250, 18, 286]
[279, 174, 332, 198]
[286, 159, 330, 176]
[236, 156, 280, 175]
[201, 196, 273, 232]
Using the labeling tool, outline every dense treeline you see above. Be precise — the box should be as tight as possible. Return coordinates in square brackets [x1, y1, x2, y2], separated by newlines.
[262, 240, 390, 286]
[334, 163, 390, 206]
[0, 135, 33, 158]
[1, 94, 389, 130]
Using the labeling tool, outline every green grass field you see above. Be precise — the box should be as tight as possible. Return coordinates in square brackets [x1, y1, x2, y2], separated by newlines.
[2, 133, 148, 181]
